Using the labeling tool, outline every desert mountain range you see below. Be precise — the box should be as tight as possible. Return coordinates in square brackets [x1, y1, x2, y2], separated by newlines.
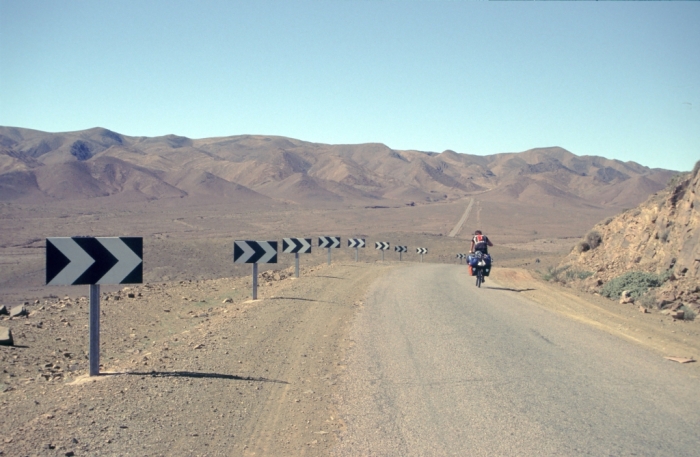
[0, 127, 677, 209]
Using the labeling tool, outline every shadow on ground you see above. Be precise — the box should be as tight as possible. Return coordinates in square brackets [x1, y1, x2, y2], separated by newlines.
[120, 371, 289, 383]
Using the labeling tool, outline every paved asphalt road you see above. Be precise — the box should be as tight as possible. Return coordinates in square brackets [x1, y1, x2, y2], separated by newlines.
[333, 264, 700, 456]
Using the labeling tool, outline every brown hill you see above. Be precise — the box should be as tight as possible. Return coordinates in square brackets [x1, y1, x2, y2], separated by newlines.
[0, 127, 676, 211]
[557, 161, 700, 315]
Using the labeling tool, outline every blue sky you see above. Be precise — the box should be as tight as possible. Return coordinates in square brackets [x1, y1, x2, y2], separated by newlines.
[1, 1, 698, 171]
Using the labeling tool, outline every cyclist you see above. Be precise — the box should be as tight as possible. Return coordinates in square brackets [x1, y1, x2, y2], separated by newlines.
[470, 230, 493, 284]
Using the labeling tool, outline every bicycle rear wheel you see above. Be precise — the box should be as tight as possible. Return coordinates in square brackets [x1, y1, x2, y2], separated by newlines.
[475, 269, 482, 288]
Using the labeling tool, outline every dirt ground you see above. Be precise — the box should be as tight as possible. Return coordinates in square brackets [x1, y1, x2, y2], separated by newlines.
[2, 259, 698, 456]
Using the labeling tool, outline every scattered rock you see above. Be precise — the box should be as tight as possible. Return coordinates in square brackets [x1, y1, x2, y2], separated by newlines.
[619, 290, 634, 304]
[222, 298, 233, 303]
[0, 305, 8, 315]
[639, 306, 648, 313]
[664, 356, 696, 364]
[127, 293, 135, 298]
[10, 305, 28, 318]
[670, 310, 685, 320]
[0, 327, 13, 346]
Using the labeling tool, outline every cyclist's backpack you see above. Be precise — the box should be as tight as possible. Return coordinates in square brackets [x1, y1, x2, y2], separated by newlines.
[473, 234, 489, 252]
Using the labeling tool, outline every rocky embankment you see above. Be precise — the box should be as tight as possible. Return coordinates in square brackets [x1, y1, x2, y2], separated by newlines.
[557, 161, 700, 317]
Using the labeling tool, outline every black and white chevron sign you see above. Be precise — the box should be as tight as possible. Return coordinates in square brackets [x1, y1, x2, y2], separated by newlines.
[234, 241, 278, 264]
[282, 238, 312, 254]
[348, 238, 365, 248]
[416, 248, 428, 254]
[318, 236, 341, 249]
[395, 246, 407, 253]
[456, 253, 467, 259]
[375, 241, 390, 250]
[46, 237, 143, 286]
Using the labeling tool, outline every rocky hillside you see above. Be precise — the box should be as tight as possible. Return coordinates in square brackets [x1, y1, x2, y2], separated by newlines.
[559, 161, 700, 315]
[0, 126, 675, 208]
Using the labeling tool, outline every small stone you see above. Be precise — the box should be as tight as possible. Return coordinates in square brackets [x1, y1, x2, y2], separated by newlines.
[639, 306, 648, 313]
[0, 305, 8, 315]
[619, 291, 634, 304]
[127, 293, 135, 299]
[670, 310, 685, 320]
[0, 327, 13, 346]
[193, 344, 204, 350]
[222, 298, 233, 303]
[10, 305, 28, 318]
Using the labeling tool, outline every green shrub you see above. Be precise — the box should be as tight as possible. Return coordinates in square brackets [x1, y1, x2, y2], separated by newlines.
[600, 271, 669, 300]
[586, 231, 603, 250]
[637, 292, 656, 309]
[543, 265, 570, 282]
[565, 270, 593, 280]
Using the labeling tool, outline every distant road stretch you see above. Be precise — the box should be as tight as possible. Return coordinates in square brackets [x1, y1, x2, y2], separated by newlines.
[333, 263, 700, 456]
[448, 198, 474, 237]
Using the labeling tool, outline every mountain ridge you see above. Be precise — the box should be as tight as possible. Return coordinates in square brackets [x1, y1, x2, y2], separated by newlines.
[0, 126, 676, 209]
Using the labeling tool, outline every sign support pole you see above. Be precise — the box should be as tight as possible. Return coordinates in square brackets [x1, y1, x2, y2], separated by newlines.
[89, 284, 100, 376]
[327, 247, 331, 265]
[295, 253, 300, 278]
[421, 253, 424, 263]
[252, 263, 258, 300]
[400, 252, 402, 261]
[355, 247, 358, 262]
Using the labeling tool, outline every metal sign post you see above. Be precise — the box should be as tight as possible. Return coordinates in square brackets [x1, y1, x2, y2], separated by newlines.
[89, 284, 100, 376]
[328, 247, 332, 265]
[252, 263, 258, 300]
[295, 252, 300, 278]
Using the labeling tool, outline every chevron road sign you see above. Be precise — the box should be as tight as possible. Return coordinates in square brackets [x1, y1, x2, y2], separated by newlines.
[234, 241, 278, 264]
[395, 245, 407, 261]
[45, 236, 143, 377]
[416, 247, 427, 262]
[348, 238, 365, 262]
[283, 238, 312, 278]
[347, 238, 365, 248]
[375, 241, 390, 261]
[456, 253, 467, 263]
[319, 236, 340, 265]
[283, 238, 312, 254]
[318, 236, 341, 249]
[234, 241, 278, 302]
[46, 237, 143, 285]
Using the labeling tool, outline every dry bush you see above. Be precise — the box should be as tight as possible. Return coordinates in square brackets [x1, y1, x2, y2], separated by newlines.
[585, 231, 602, 250]
[575, 241, 590, 253]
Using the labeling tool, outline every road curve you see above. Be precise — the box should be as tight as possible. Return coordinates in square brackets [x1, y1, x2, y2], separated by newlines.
[333, 263, 700, 456]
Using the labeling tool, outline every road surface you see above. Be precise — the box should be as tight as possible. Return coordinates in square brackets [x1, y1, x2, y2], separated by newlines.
[333, 263, 700, 456]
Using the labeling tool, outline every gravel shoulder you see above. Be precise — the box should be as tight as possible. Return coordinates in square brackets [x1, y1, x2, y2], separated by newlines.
[1, 261, 397, 457]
